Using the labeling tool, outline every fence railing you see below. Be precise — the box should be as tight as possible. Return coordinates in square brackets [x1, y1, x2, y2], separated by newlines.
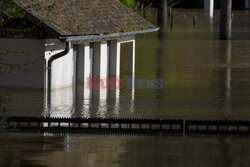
[2, 117, 250, 136]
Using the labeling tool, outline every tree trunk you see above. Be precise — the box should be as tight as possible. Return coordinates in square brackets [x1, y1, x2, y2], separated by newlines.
[220, 0, 232, 40]
[158, 0, 167, 23]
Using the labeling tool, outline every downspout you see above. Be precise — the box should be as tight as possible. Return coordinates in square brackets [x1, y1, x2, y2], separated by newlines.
[47, 41, 71, 103]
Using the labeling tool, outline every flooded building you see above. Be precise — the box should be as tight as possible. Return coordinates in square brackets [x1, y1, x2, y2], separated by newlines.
[0, 0, 158, 91]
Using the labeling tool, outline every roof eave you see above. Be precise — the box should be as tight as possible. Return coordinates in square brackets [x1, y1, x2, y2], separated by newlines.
[59, 28, 159, 42]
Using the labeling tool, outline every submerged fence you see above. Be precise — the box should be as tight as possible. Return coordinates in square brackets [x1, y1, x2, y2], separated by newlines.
[2, 116, 250, 136]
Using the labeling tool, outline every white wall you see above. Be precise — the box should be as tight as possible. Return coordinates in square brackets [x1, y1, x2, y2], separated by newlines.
[45, 40, 74, 90]
[0, 38, 45, 89]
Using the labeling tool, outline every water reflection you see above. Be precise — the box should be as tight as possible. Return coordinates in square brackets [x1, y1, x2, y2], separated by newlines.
[108, 88, 120, 116]
[1, 133, 250, 167]
[222, 137, 233, 167]
[156, 23, 166, 100]
[49, 87, 75, 118]
[218, 41, 232, 117]
[41, 82, 135, 118]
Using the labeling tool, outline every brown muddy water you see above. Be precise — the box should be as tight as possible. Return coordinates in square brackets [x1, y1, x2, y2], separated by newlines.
[2, 9, 250, 166]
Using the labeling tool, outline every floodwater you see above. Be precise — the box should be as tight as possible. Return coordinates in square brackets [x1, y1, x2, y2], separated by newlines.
[2, 9, 250, 166]
[1, 133, 250, 167]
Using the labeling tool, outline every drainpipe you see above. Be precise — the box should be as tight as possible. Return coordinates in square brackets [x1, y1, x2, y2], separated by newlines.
[47, 41, 71, 103]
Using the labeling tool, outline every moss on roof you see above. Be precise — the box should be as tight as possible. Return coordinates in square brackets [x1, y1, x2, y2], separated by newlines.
[13, 0, 155, 36]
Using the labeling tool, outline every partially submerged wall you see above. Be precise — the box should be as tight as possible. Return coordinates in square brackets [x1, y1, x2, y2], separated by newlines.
[0, 38, 45, 90]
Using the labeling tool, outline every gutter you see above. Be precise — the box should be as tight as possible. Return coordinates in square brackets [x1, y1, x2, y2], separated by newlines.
[47, 41, 71, 102]
[59, 28, 159, 42]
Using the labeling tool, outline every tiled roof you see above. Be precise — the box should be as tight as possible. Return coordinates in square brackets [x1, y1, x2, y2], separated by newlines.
[13, 0, 155, 36]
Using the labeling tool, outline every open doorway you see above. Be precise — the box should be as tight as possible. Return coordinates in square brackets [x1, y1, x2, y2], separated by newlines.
[120, 41, 135, 89]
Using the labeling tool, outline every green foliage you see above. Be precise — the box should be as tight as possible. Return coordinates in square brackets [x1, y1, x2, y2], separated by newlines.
[136, 0, 180, 8]
[168, 0, 181, 8]
[0, 88, 11, 115]
[0, 88, 12, 129]
[119, 0, 141, 10]
[0, 0, 26, 24]
[0, 0, 36, 38]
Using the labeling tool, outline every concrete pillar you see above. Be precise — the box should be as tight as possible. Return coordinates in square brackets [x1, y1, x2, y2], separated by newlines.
[132, 40, 135, 80]
[220, 0, 232, 40]
[158, 0, 167, 24]
[76, 44, 85, 84]
[91, 41, 108, 80]
[92, 41, 109, 117]
[99, 42, 108, 117]
[92, 42, 101, 79]
[82, 42, 92, 117]
[245, 0, 249, 9]
[204, 0, 214, 17]
[108, 41, 121, 116]
[109, 40, 121, 79]
[83, 43, 91, 84]
[72, 42, 92, 117]
[44, 59, 48, 106]
[100, 41, 108, 80]
[92, 42, 109, 80]
[72, 46, 77, 90]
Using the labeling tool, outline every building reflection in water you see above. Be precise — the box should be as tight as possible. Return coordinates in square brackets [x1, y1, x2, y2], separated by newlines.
[94, 88, 108, 118]
[75, 83, 91, 118]
[108, 88, 120, 117]
[222, 136, 234, 167]
[48, 87, 75, 118]
[44, 79, 135, 118]
[218, 40, 232, 117]
[218, 41, 233, 167]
